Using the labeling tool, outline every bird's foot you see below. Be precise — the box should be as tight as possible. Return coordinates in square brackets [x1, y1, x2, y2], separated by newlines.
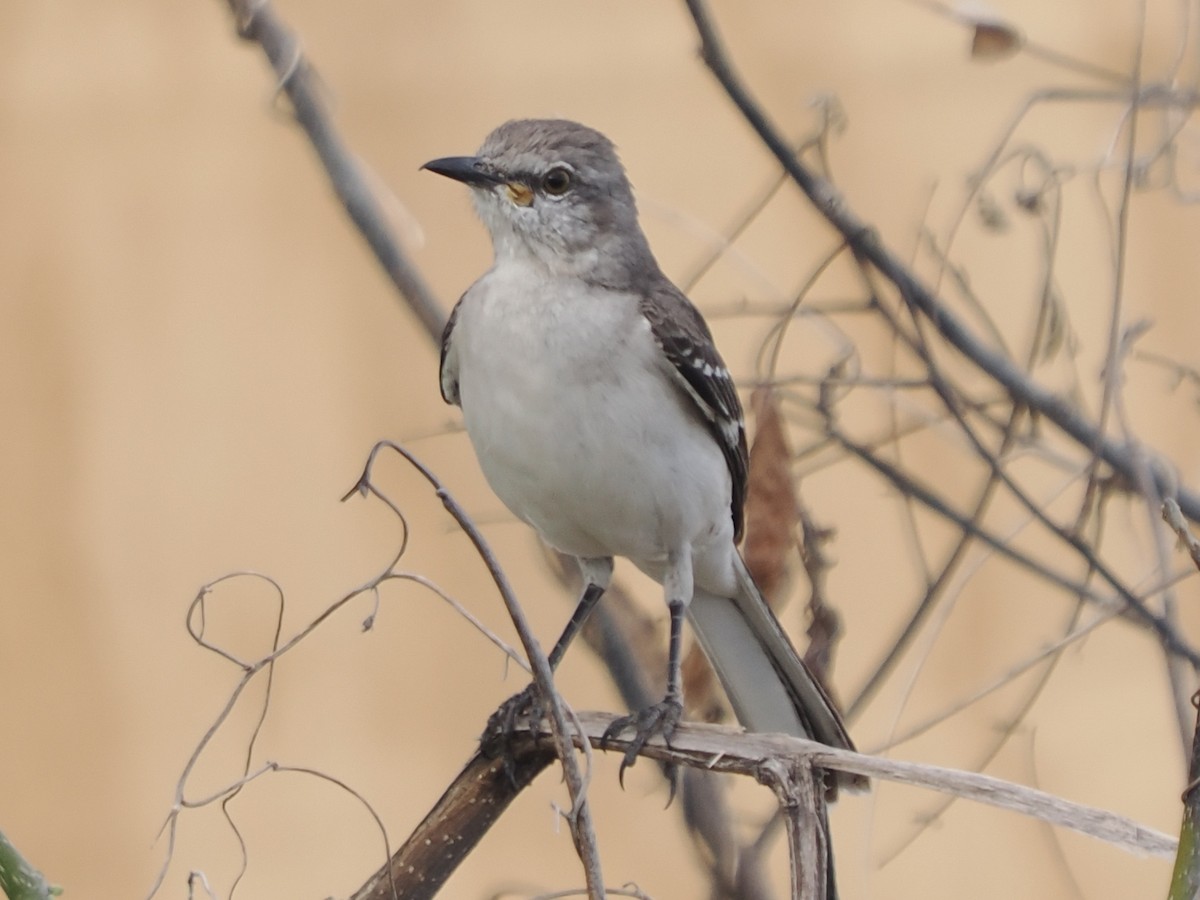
[481, 683, 547, 787]
[600, 696, 683, 790]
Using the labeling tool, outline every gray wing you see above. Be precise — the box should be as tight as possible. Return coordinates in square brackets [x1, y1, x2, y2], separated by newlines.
[640, 282, 749, 540]
[439, 296, 464, 406]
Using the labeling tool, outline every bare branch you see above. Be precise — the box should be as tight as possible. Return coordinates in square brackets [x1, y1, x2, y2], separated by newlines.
[219, 0, 447, 342]
[681, 0, 1200, 526]
[349, 747, 557, 900]
[349, 442, 608, 899]
[349, 709, 1176, 900]
[562, 714, 1176, 860]
[1164, 499, 1200, 574]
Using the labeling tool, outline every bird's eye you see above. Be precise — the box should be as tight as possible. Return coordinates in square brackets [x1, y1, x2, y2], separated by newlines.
[541, 166, 573, 195]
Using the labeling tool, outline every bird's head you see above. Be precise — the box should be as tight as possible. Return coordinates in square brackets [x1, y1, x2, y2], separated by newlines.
[422, 119, 655, 285]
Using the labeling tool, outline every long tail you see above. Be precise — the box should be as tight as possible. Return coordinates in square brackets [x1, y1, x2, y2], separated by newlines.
[688, 554, 863, 778]
[687, 554, 866, 897]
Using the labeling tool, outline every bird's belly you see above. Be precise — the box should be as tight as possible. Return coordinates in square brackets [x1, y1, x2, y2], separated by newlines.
[458, 341, 730, 567]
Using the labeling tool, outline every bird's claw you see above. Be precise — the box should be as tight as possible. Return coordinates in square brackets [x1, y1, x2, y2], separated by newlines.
[600, 697, 683, 792]
[481, 684, 547, 787]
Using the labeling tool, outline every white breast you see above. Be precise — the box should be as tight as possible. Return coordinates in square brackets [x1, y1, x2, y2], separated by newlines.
[452, 259, 734, 581]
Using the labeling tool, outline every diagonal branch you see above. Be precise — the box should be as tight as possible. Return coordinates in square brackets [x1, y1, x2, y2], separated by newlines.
[221, 0, 446, 343]
[357, 709, 1175, 900]
[347, 442, 608, 899]
[349, 743, 557, 900]
[681, 0, 1200, 525]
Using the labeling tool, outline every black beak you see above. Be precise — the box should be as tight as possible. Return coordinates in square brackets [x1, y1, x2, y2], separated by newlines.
[420, 155, 504, 187]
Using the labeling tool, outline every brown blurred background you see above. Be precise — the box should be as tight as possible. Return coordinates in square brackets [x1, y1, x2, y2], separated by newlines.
[2, 1, 1197, 898]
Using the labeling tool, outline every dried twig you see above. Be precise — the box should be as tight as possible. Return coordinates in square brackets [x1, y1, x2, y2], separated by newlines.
[348, 443, 608, 899]
[535, 714, 1175, 859]
[219, 0, 445, 343]
[150, 443, 606, 899]
[681, 0, 1200, 526]
[349, 704, 1177, 900]
[352, 708, 1178, 899]
[1164, 499, 1200, 575]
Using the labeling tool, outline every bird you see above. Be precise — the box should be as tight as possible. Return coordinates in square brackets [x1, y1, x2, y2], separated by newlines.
[423, 118, 863, 815]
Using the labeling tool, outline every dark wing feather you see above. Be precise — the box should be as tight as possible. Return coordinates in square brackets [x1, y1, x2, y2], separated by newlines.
[439, 296, 464, 406]
[640, 282, 749, 540]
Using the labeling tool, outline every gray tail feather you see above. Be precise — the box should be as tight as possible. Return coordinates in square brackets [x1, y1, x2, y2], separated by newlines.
[686, 554, 864, 898]
[687, 553, 867, 797]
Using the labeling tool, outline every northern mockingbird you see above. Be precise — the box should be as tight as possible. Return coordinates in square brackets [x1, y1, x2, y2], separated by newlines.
[424, 119, 863, 802]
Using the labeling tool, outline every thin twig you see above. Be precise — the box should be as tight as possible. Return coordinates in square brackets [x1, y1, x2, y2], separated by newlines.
[1164, 499, 1200, 573]
[869, 609, 1116, 751]
[681, 0, 1200, 525]
[825, 420, 1200, 666]
[220, 0, 446, 342]
[348, 442, 608, 899]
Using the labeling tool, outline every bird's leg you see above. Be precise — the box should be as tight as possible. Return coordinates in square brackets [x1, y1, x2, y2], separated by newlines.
[482, 557, 612, 773]
[547, 557, 614, 667]
[601, 549, 689, 787]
